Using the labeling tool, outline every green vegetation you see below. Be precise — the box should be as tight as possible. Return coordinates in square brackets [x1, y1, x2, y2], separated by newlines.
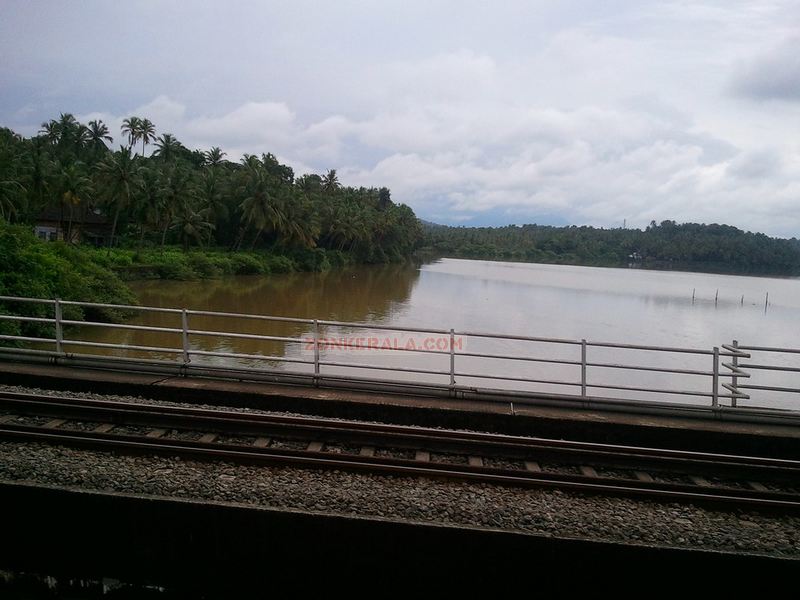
[0, 112, 421, 333]
[87, 246, 352, 280]
[0, 114, 421, 262]
[0, 225, 135, 340]
[421, 221, 800, 275]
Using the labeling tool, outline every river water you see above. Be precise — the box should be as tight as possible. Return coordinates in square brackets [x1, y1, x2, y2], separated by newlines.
[68, 258, 800, 410]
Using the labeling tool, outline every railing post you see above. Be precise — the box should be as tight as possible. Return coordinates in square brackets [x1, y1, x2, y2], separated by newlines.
[54, 298, 63, 355]
[449, 328, 456, 388]
[313, 319, 320, 386]
[712, 346, 719, 408]
[181, 309, 191, 364]
[581, 339, 587, 397]
[731, 340, 739, 408]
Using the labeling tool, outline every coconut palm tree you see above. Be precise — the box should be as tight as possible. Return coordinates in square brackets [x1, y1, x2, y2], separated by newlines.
[131, 165, 161, 247]
[38, 113, 85, 158]
[0, 134, 27, 222]
[156, 164, 195, 247]
[173, 201, 214, 249]
[121, 117, 141, 150]
[279, 190, 319, 248]
[38, 121, 60, 145]
[139, 118, 156, 156]
[87, 120, 112, 149]
[198, 168, 227, 225]
[235, 159, 285, 249]
[0, 180, 24, 222]
[321, 168, 340, 194]
[58, 162, 93, 242]
[95, 147, 140, 247]
[24, 138, 53, 217]
[153, 133, 183, 162]
[204, 147, 226, 167]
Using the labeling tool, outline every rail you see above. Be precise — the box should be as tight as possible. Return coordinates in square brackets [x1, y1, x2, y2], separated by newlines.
[0, 295, 797, 418]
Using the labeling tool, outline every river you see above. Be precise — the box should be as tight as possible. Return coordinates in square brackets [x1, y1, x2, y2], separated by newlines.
[68, 258, 800, 410]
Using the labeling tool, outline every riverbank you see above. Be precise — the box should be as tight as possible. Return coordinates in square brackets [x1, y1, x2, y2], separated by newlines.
[86, 245, 356, 281]
[420, 221, 800, 277]
[415, 249, 800, 278]
[0, 222, 409, 336]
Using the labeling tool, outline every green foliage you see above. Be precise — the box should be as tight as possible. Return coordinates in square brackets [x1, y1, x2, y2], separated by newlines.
[263, 254, 296, 274]
[229, 253, 268, 275]
[0, 115, 422, 263]
[0, 224, 136, 340]
[421, 221, 800, 275]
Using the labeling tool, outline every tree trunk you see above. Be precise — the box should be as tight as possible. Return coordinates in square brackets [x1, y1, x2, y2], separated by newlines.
[66, 203, 75, 244]
[250, 229, 262, 250]
[161, 220, 170, 248]
[107, 205, 121, 254]
[233, 227, 246, 251]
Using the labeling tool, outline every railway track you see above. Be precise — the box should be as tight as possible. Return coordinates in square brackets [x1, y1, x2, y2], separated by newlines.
[0, 389, 798, 510]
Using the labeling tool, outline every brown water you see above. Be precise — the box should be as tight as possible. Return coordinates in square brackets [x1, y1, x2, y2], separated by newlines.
[66, 258, 800, 410]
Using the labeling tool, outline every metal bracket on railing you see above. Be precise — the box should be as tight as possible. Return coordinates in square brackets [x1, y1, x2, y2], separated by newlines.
[712, 346, 720, 407]
[449, 328, 456, 391]
[581, 339, 587, 398]
[54, 298, 63, 356]
[313, 319, 320, 387]
[721, 340, 751, 406]
[181, 309, 191, 365]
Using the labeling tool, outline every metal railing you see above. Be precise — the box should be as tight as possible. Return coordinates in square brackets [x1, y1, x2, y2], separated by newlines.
[0, 295, 797, 421]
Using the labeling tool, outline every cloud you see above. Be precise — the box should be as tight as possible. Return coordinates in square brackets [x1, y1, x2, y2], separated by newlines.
[731, 36, 800, 101]
[4, 1, 800, 237]
[73, 91, 800, 237]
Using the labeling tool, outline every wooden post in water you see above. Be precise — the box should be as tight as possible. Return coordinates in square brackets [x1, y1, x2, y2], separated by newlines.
[715, 289, 719, 306]
[765, 292, 769, 313]
[692, 288, 695, 304]
[741, 294, 744, 306]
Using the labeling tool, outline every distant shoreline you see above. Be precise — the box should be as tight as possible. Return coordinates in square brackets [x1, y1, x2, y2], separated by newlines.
[417, 251, 800, 278]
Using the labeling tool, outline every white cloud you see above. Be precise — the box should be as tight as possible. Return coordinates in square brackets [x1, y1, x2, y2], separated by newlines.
[731, 36, 800, 101]
[4, 1, 800, 237]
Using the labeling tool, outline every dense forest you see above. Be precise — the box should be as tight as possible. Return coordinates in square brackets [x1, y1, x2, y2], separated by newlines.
[421, 221, 800, 274]
[1, 112, 798, 285]
[0, 113, 421, 265]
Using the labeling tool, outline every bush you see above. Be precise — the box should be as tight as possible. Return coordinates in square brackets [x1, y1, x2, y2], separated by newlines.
[0, 224, 136, 339]
[264, 254, 296, 274]
[230, 253, 268, 275]
[287, 247, 331, 272]
[187, 252, 223, 278]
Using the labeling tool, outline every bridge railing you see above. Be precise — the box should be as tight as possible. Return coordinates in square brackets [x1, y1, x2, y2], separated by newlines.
[0, 295, 797, 419]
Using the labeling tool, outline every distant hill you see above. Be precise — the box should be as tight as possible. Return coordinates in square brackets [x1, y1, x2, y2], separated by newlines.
[419, 220, 800, 275]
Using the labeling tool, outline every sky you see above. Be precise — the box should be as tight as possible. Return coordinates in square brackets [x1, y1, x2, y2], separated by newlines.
[1, 1, 799, 236]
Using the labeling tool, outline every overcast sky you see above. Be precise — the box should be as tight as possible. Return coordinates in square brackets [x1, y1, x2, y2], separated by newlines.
[1, 1, 798, 235]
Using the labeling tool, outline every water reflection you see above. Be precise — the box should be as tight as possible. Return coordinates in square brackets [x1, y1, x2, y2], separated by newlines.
[67, 263, 421, 370]
[63, 258, 800, 411]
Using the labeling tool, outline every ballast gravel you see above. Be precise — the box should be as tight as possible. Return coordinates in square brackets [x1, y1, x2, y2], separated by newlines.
[0, 441, 799, 558]
[1, 384, 799, 558]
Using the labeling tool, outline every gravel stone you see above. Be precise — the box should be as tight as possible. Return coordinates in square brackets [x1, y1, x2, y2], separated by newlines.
[0, 440, 798, 558]
[430, 452, 469, 465]
[58, 420, 104, 432]
[484, 456, 524, 470]
[323, 443, 361, 455]
[375, 447, 415, 460]
[163, 429, 204, 442]
[268, 438, 308, 451]
[2, 384, 800, 558]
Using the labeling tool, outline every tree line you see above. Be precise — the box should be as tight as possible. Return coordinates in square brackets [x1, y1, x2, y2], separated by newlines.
[421, 221, 800, 274]
[0, 113, 421, 263]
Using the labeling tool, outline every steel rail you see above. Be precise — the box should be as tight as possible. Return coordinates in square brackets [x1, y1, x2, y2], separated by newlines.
[0, 390, 797, 477]
[1, 422, 798, 511]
